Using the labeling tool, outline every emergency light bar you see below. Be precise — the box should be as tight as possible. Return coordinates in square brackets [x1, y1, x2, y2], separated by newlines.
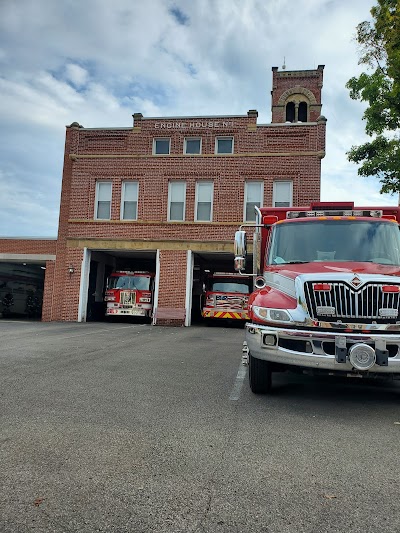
[286, 210, 383, 219]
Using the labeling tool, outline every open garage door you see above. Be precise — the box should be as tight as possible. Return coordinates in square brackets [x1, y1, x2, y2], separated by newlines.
[0, 262, 46, 320]
[191, 252, 253, 325]
[84, 249, 157, 323]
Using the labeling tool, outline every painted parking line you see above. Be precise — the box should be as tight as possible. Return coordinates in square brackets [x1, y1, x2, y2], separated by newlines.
[229, 363, 247, 401]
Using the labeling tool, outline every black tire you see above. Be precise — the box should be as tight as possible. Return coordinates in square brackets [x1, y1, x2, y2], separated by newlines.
[249, 352, 272, 394]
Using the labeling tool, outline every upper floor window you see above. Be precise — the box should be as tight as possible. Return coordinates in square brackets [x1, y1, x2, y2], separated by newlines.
[95, 181, 112, 220]
[153, 138, 170, 155]
[273, 181, 293, 207]
[244, 181, 263, 222]
[121, 181, 138, 220]
[168, 181, 186, 221]
[184, 138, 202, 154]
[286, 102, 295, 122]
[215, 136, 234, 154]
[195, 181, 213, 222]
[286, 101, 308, 123]
[298, 102, 308, 122]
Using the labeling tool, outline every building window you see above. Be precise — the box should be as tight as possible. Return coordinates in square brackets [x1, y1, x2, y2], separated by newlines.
[244, 181, 263, 221]
[121, 181, 138, 220]
[286, 102, 295, 122]
[298, 102, 308, 122]
[168, 181, 186, 221]
[153, 138, 170, 155]
[195, 181, 213, 222]
[184, 138, 202, 154]
[95, 181, 112, 220]
[215, 136, 234, 154]
[273, 181, 293, 207]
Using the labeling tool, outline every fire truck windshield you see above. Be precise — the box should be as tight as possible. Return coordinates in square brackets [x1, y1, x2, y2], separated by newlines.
[108, 275, 151, 290]
[210, 280, 250, 293]
[268, 220, 400, 265]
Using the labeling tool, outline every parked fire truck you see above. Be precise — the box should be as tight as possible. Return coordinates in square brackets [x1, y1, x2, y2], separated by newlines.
[234, 202, 400, 393]
[104, 271, 154, 318]
[201, 272, 251, 322]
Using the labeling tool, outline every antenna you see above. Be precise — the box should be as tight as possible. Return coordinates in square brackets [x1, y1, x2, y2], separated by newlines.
[282, 56, 286, 70]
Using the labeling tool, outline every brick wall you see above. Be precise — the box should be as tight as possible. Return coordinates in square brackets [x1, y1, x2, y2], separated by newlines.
[155, 250, 187, 326]
[41, 260, 55, 322]
[0, 239, 56, 255]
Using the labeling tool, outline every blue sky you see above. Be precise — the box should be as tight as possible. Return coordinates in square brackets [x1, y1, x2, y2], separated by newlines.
[0, 0, 397, 237]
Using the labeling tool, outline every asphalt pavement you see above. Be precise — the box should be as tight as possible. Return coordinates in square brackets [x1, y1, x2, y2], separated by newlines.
[0, 320, 399, 533]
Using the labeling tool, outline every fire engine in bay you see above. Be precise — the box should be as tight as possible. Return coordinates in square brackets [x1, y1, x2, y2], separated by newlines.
[201, 272, 251, 322]
[234, 202, 400, 393]
[104, 271, 155, 318]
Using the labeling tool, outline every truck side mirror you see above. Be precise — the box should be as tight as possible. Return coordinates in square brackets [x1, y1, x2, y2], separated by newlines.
[234, 230, 247, 271]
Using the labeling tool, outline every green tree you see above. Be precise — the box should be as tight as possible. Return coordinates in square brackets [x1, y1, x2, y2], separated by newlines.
[346, 0, 400, 194]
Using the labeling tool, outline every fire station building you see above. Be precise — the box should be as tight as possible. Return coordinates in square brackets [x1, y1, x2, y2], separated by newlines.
[0, 66, 326, 326]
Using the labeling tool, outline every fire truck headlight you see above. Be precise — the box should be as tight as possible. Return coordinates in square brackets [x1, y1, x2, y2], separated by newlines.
[253, 306, 293, 323]
[269, 309, 292, 322]
[139, 297, 151, 303]
[105, 296, 116, 302]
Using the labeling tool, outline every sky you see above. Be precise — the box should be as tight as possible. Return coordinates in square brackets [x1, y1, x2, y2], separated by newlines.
[0, 0, 397, 238]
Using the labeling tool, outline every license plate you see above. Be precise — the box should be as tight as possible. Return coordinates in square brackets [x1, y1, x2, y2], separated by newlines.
[130, 308, 145, 316]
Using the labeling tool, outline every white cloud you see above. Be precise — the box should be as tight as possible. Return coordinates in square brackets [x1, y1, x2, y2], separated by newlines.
[0, 171, 59, 236]
[64, 63, 89, 88]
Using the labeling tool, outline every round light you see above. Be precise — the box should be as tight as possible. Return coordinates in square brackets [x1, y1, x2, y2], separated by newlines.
[348, 344, 376, 371]
[255, 276, 266, 289]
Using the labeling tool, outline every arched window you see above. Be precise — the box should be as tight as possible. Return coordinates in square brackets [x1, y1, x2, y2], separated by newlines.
[298, 102, 308, 122]
[286, 102, 295, 122]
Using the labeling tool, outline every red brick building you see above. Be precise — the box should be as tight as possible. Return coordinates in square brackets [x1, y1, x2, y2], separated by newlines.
[0, 66, 326, 325]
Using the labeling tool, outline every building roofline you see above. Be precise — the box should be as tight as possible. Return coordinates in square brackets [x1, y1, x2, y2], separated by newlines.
[258, 122, 319, 127]
[0, 237, 57, 240]
[272, 65, 324, 72]
[71, 127, 133, 131]
[135, 115, 248, 120]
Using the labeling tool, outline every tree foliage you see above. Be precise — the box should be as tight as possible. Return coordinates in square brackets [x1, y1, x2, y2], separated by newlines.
[346, 0, 400, 193]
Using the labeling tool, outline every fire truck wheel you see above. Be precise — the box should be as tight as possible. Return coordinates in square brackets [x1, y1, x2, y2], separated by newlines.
[249, 352, 272, 394]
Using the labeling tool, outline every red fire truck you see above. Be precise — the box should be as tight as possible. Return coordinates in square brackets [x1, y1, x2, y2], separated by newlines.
[201, 272, 251, 322]
[104, 271, 155, 318]
[234, 202, 400, 393]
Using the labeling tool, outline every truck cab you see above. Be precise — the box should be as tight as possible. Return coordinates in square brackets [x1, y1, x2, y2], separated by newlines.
[104, 271, 154, 318]
[201, 272, 251, 322]
[235, 202, 400, 393]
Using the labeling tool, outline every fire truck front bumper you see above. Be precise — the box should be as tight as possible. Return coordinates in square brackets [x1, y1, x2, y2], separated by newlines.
[202, 309, 249, 320]
[245, 323, 400, 375]
[106, 305, 148, 316]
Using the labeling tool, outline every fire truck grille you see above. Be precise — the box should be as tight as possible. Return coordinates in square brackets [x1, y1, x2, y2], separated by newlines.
[120, 291, 136, 305]
[215, 295, 246, 309]
[304, 281, 400, 324]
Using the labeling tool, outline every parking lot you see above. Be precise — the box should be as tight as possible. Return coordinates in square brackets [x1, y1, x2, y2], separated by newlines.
[1, 321, 400, 533]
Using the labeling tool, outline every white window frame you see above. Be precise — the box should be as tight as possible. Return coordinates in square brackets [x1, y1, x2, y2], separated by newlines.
[184, 137, 202, 155]
[215, 136, 234, 154]
[244, 181, 263, 222]
[273, 180, 293, 207]
[195, 181, 214, 222]
[120, 181, 139, 220]
[94, 181, 112, 220]
[168, 181, 187, 221]
[153, 138, 171, 155]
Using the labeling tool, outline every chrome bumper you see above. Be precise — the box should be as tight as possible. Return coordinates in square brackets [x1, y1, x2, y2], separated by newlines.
[245, 323, 400, 374]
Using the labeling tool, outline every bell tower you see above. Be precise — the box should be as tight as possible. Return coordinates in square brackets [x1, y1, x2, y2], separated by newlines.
[270, 65, 324, 123]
